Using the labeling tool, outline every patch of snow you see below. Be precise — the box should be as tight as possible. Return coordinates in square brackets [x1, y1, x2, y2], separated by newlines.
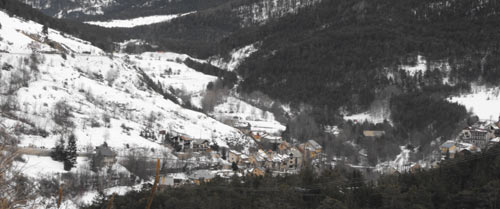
[399, 55, 427, 76]
[85, 12, 195, 28]
[398, 55, 451, 80]
[214, 96, 285, 135]
[16, 155, 90, 178]
[344, 112, 387, 124]
[235, 0, 322, 26]
[449, 85, 500, 120]
[209, 42, 260, 71]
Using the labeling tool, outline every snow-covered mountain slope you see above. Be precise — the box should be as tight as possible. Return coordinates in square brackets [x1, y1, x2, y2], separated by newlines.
[85, 12, 194, 28]
[0, 10, 250, 158]
[0, 11, 102, 54]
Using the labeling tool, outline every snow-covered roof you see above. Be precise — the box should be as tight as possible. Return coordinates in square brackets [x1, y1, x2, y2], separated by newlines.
[491, 137, 500, 143]
[289, 148, 302, 158]
[307, 140, 322, 150]
[189, 170, 216, 180]
[167, 173, 188, 180]
[96, 145, 116, 157]
[254, 150, 269, 162]
[230, 150, 242, 155]
[440, 140, 456, 148]
[272, 153, 287, 162]
[193, 138, 209, 145]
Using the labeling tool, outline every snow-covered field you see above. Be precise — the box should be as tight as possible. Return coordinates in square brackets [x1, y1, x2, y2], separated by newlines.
[449, 85, 500, 120]
[124, 52, 217, 97]
[214, 96, 285, 135]
[85, 12, 194, 28]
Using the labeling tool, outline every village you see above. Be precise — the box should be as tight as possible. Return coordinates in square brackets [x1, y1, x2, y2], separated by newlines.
[439, 116, 500, 160]
[80, 114, 500, 188]
[82, 121, 326, 188]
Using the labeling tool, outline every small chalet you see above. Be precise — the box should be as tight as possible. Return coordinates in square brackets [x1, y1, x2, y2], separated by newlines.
[439, 140, 457, 159]
[251, 167, 265, 177]
[298, 140, 322, 159]
[159, 173, 188, 187]
[363, 130, 385, 137]
[95, 144, 117, 165]
[262, 136, 283, 144]
[278, 141, 291, 154]
[249, 150, 269, 168]
[192, 139, 210, 152]
[287, 148, 303, 169]
[169, 135, 193, 152]
[228, 150, 241, 164]
[189, 170, 216, 185]
[235, 122, 252, 135]
[409, 164, 422, 173]
[239, 154, 250, 167]
[456, 149, 472, 158]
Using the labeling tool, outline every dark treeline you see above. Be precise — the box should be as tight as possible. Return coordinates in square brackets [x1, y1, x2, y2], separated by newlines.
[83, 144, 500, 209]
[132, 8, 242, 58]
[184, 58, 238, 88]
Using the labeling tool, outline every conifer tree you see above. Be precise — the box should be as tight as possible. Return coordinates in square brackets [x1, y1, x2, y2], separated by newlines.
[42, 24, 48, 36]
[51, 137, 66, 162]
[64, 134, 77, 171]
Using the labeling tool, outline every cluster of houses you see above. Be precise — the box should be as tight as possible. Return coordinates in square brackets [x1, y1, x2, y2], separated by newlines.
[439, 119, 500, 159]
[149, 126, 325, 184]
[157, 139, 324, 187]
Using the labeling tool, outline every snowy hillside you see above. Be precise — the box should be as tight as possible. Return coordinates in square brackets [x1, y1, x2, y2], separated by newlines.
[207, 42, 286, 135]
[0, 11, 102, 54]
[85, 12, 194, 28]
[0, 10, 250, 163]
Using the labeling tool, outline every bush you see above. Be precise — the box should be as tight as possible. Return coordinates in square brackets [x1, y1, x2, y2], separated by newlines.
[52, 100, 73, 128]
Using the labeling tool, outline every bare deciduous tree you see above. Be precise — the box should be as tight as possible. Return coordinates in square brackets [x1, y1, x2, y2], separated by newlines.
[0, 126, 36, 208]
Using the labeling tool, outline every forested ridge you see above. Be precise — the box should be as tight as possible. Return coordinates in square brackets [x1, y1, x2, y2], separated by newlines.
[228, 0, 500, 123]
[83, 144, 500, 209]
